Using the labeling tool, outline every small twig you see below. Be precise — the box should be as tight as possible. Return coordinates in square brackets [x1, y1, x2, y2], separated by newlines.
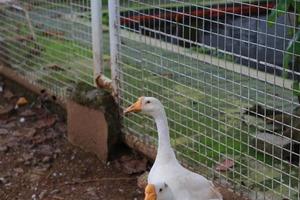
[45, 169, 54, 180]
[59, 177, 136, 186]
[52, 196, 64, 200]
[10, 2, 36, 41]
[22, 5, 36, 41]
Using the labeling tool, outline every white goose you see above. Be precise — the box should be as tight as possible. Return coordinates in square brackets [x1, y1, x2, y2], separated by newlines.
[124, 97, 223, 200]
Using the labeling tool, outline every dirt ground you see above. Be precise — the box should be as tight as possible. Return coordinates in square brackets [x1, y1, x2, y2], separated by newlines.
[0, 75, 249, 200]
[0, 76, 145, 200]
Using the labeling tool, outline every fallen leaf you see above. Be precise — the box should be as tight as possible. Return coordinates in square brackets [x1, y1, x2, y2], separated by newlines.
[137, 171, 149, 189]
[14, 168, 24, 174]
[42, 156, 52, 163]
[37, 144, 53, 156]
[0, 128, 9, 135]
[12, 130, 24, 137]
[22, 153, 34, 161]
[13, 128, 36, 138]
[6, 137, 20, 148]
[215, 159, 234, 172]
[0, 104, 14, 117]
[52, 195, 64, 200]
[19, 109, 36, 117]
[38, 190, 47, 199]
[0, 145, 8, 152]
[120, 155, 132, 162]
[32, 136, 49, 145]
[25, 128, 37, 138]
[45, 64, 65, 71]
[42, 30, 65, 38]
[16, 97, 28, 106]
[2, 121, 16, 129]
[46, 129, 60, 139]
[3, 89, 14, 99]
[29, 173, 41, 182]
[116, 155, 148, 174]
[35, 115, 57, 129]
[160, 72, 173, 78]
[55, 122, 67, 133]
[8, 35, 33, 42]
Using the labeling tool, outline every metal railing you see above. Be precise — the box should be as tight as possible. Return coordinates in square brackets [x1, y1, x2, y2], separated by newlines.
[1, 0, 300, 199]
[115, 0, 300, 199]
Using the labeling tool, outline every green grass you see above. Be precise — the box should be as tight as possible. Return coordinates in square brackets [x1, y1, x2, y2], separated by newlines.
[120, 35, 299, 198]
[190, 46, 235, 62]
[0, 15, 95, 89]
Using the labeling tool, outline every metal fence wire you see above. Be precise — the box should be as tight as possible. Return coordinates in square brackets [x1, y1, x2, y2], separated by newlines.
[1, 0, 300, 199]
[0, 0, 95, 97]
[117, 0, 300, 199]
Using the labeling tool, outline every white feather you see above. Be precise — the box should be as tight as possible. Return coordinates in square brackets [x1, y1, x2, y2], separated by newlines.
[140, 97, 223, 200]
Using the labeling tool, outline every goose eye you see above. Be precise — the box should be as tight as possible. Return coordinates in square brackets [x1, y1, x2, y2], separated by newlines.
[146, 100, 151, 104]
[159, 188, 163, 192]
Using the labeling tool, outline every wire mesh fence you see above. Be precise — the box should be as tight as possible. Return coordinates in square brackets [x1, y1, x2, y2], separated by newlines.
[1, 0, 300, 199]
[0, 0, 96, 97]
[118, 0, 300, 199]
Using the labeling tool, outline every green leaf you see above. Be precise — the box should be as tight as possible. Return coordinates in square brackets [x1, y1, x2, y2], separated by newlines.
[268, 0, 293, 27]
[286, 31, 300, 54]
[283, 53, 292, 70]
[296, 1, 300, 13]
[293, 81, 300, 96]
[287, 28, 295, 37]
[282, 30, 300, 73]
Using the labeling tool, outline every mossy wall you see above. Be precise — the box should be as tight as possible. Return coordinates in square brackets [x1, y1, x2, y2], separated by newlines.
[69, 82, 121, 156]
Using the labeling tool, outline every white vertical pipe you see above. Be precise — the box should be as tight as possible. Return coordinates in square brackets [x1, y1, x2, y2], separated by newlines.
[91, 0, 103, 84]
[108, 0, 120, 98]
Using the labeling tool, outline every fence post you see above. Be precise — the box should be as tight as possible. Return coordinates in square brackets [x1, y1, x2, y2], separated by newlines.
[108, 0, 120, 100]
[91, 0, 102, 85]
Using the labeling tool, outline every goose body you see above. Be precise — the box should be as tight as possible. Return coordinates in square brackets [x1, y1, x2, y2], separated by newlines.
[124, 97, 222, 200]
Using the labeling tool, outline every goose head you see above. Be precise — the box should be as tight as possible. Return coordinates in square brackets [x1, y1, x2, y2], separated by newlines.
[144, 182, 174, 200]
[124, 96, 164, 117]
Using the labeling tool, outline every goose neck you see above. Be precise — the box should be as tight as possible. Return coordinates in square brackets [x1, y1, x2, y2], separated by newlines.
[153, 111, 174, 157]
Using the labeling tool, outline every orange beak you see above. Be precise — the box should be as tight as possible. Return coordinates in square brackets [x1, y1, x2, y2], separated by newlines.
[123, 96, 144, 114]
[144, 184, 157, 200]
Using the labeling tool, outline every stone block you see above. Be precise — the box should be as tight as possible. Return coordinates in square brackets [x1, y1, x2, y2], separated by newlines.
[67, 83, 121, 162]
[251, 132, 292, 160]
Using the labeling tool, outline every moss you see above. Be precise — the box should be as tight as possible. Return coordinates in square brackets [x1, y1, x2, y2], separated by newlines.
[103, 93, 122, 154]
[70, 82, 105, 109]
